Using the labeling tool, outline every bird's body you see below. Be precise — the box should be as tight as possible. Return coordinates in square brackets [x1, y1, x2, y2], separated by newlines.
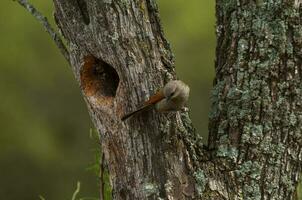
[121, 80, 189, 121]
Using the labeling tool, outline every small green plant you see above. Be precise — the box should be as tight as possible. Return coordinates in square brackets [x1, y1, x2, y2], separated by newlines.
[298, 178, 302, 200]
[71, 182, 81, 200]
[71, 181, 99, 200]
[38, 129, 109, 200]
[102, 165, 112, 200]
[86, 128, 101, 176]
[87, 128, 112, 200]
[39, 181, 98, 200]
[39, 196, 46, 200]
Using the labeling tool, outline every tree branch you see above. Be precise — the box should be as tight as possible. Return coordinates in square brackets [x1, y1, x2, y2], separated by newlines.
[14, 0, 70, 64]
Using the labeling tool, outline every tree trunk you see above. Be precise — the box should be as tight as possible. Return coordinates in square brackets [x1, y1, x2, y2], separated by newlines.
[52, 0, 302, 199]
[207, 0, 302, 199]
[53, 0, 204, 199]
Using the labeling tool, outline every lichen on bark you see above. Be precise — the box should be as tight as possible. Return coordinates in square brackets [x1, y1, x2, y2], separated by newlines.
[206, 0, 302, 199]
[20, 0, 302, 199]
[53, 0, 203, 199]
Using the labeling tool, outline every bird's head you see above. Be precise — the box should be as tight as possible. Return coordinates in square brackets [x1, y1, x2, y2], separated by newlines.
[163, 80, 190, 101]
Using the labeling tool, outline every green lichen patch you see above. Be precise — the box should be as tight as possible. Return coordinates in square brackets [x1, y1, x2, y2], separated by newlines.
[227, 87, 245, 100]
[216, 135, 238, 161]
[243, 181, 261, 200]
[236, 161, 261, 180]
[217, 0, 237, 15]
[212, 0, 302, 198]
[193, 169, 208, 196]
[242, 124, 263, 145]
[142, 182, 159, 197]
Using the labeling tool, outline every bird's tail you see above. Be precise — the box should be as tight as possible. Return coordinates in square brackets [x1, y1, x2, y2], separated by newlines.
[121, 104, 153, 121]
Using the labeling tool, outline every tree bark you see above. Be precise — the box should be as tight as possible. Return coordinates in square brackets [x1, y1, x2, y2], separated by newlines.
[51, 0, 302, 200]
[53, 0, 204, 199]
[207, 0, 302, 199]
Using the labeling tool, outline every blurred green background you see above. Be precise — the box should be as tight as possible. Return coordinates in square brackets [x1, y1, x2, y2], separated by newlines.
[0, 0, 213, 199]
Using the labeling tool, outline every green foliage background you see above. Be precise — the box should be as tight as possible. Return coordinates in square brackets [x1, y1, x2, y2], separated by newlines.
[1, 1, 299, 199]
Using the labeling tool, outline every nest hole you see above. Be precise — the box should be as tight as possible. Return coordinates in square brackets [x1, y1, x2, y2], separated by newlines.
[80, 55, 119, 100]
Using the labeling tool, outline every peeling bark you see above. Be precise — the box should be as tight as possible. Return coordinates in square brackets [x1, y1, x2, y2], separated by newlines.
[50, 0, 302, 199]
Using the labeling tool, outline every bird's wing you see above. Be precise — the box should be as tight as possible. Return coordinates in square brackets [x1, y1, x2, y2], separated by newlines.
[144, 90, 165, 105]
[121, 90, 165, 121]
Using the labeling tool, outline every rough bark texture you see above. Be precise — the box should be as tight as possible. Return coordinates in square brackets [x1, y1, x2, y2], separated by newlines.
[206, 0, 302, 199]
[51, 0, 302, 200]
[53, 0, 204, 199]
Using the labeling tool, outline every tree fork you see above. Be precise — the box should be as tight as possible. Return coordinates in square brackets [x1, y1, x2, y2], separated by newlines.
[16, 0, 302, 199]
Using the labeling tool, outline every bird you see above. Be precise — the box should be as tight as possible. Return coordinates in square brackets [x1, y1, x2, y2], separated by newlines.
[121, 80, 190, 121]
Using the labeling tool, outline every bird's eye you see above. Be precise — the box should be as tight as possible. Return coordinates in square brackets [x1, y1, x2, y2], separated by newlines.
[170, 92, 175, 97]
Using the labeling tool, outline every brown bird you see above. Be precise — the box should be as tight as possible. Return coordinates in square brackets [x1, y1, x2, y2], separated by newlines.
[121, 80, 190, 121]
